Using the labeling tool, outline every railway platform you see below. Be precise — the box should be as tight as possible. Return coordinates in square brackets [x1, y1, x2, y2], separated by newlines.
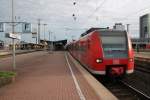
[0, 49, 39, 57]
[0, 51, 117, 100]
[135, 52, 150, 62]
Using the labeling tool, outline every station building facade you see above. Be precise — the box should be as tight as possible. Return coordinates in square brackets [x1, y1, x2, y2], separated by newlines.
[0, 23, 37, 49]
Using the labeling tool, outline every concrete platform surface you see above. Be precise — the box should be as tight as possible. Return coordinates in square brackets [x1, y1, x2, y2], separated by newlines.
[0, 51, 117, 100]
[135, 52, 150, 61]
[67, 53, 117, 100]
[0, 50, 37, 56]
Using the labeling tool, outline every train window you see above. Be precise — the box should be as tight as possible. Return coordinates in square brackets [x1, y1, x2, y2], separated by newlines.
[99, 31, 128, 58]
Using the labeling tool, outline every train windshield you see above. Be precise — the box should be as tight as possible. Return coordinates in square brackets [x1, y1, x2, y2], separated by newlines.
[99, 31, 128, 58]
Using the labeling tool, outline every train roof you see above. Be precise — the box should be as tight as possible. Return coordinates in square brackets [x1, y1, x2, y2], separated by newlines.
[80, 27, 126, 37]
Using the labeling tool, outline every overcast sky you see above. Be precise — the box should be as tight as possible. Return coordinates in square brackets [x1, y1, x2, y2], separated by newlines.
[1, 0, 150, 40]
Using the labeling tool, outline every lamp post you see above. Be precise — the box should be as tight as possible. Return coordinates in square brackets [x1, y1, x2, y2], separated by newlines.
[12, 0, 16, 71]
[38, 19, 41, 44]
[43, 24, 47, 41]
[49, 31, 51, 42]
[49, 31, 51, 50]
[126, 24, 130, 33]
[43, 24, 47, 50]
[49, 31, 53, 52]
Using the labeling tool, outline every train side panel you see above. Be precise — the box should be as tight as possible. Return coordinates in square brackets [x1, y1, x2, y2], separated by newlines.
[88, 32, 106, 74]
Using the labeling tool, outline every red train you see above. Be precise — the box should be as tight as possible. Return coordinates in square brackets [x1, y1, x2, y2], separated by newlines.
[67, 28, 134, 77]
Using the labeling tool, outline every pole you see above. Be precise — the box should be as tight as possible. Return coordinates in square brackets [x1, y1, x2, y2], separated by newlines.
[49, 31, 53, 52]
[12, 0, 16, 71]
[49, 31, 51, 52]
[36, 35, 37, 44]
[38, 19, 41, 44]
[43, 24, 47, 41]
[52, 33, 54, 51]
[44, 24, 45, 41]
[49, 31, 50, 49]
[49, 32, 50, 41]
[43, 24, 47, 50]
[127, 24, 130, 33]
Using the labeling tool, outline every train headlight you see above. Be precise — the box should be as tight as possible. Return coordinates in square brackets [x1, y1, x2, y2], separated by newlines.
[96, 58, 103, 63]
[129, 58, 133, 62]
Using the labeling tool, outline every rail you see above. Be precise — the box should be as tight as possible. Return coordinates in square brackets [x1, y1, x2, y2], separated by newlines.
[135, 66, 150, 74]
[121, 81, 150, 100]
[99, 79, 150, 100]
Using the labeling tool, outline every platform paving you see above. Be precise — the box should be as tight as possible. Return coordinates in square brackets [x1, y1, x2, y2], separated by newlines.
[135, 52, 150, 62]
[0, 50, 38, 57]
[0, 51, 101, 100]
[135, 52, 150, 58]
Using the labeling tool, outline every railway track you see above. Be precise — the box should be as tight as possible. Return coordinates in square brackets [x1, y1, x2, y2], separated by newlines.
[135, 59, 150, 74]
[135, 66, 150, 74]
[121, 81, 150, 100]
[100, 79, 150, 100]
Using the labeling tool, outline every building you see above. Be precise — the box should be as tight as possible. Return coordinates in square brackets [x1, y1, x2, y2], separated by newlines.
[0, 22, 37, 48]
[40, 39, 67, 51]
[130, 14, 150, 49]
[140, 14, 150, 38]
[113, 23, 125, 31]
[0, 40, 4, 49]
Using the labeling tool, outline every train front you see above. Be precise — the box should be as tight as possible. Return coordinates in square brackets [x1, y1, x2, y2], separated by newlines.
[99, 30, 134, 77]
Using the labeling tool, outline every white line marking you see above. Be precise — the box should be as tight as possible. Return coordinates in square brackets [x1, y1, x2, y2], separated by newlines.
[65, 53, 86, 100]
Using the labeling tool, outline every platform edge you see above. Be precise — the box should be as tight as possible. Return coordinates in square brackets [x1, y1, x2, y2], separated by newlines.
[67, 52, 118, 100]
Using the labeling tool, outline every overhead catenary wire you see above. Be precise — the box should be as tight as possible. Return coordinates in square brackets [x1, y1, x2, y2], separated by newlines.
[124, 4, 150, 19]
[81, 0, 108, 28]
[111, 4, 150, 22]
[85, 1, 150, 23]
[87, 0, 108, 18]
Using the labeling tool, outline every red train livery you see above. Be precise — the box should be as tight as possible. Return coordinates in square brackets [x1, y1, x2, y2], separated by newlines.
[67, 28, 134, 77]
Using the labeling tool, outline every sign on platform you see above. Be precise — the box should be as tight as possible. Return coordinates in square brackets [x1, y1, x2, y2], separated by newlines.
[5, 33, 21, 39]
[32, 32, 37, 38]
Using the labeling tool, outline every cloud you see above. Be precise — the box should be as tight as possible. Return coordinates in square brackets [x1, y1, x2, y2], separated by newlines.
[1, 0, 150, 40]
